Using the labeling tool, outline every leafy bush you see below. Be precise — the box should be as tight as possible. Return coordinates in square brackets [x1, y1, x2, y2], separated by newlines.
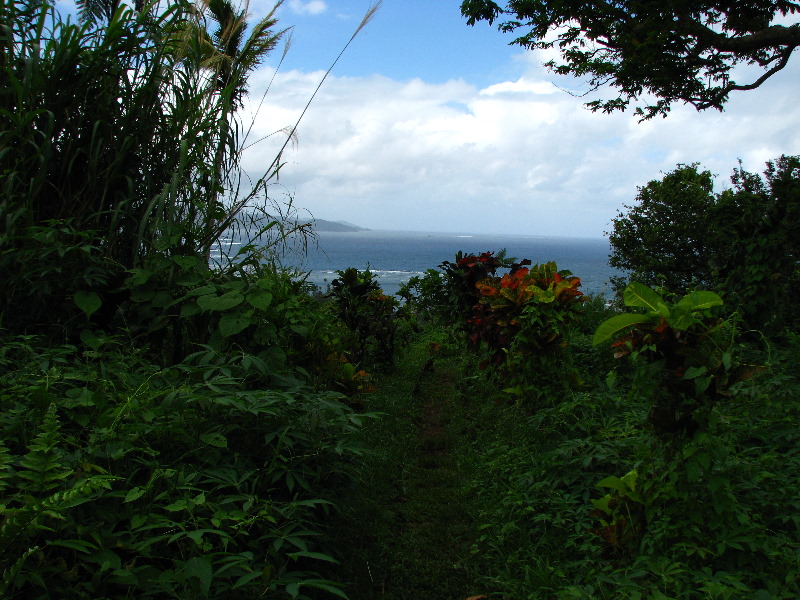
[328, 267, 399, 367]
[607, 156, 800, 330]
[594, 282, 754, 436]
[437, 251, 510, 325]
[0, 336, 366, 599]
[0, 0, 288, 338]
[396, 268, 450, 323]
[469, 261, 586, 399]
[462, 337, 800, 599]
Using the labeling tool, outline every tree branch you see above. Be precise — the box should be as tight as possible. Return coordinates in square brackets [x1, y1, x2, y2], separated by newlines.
[676, 16, 800, 54]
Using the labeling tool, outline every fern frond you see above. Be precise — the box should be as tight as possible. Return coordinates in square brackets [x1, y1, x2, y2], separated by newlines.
[16, 404, 69, 493]
[0, 475, 114, 554]
[0, 545, 40, 598]
[0, 440, 12, 494]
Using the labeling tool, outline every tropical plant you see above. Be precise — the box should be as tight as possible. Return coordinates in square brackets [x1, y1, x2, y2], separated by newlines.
[0, 338, 366, 599]
[437, 250, 511, 326]
[328, 267, 399, 367]
[593, 282, 756, 435]
[470, 260, 585, 399]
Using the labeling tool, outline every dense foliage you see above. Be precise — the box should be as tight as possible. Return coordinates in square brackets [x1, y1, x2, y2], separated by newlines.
[2, 0, 798, 598]
[607, 165, 717, 292]
[0, 1, 377, 598]
[337, 252, 800, 599]
[0, 333, 366, 599]
[0, 0, 291, 337]
[608, 156, 800, 330]
[461, 0, 800, 119]
[328, 267, 399, 367]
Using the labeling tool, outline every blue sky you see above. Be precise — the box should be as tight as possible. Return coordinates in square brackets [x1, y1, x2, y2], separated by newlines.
[236, 0, 800, 238]
[268, 1, 521, 86]
[54, 0, 800, 237]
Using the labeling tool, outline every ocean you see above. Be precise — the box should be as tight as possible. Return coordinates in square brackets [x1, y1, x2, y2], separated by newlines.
[268, 230, 621, 297]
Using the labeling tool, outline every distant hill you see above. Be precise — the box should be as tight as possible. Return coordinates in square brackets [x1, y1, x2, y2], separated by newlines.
[312, 219, 369, 232]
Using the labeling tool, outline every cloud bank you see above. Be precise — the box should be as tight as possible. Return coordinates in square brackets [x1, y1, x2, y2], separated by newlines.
[239, 58, 800, 238]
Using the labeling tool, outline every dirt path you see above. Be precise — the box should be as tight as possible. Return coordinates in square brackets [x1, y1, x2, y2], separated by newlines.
[334, 347, 486, 600]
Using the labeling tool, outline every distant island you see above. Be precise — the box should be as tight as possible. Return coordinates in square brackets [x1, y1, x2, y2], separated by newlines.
[312, 219, 369, 233]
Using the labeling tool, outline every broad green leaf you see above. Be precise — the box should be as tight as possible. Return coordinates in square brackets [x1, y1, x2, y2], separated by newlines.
[172, 255, 204, 270]
[682, 366, 708, 379]
[290, 324, 309, 337]
[596, 475, 631, 494]
[197, 291, 244, 312]
[623, 282, 666, 314]
[232, 570, 263, 589]
[200, 432, 227, 448]
[164, 499, 189, 511]
[74, 290, 101, 319]
[130, 513, 147, 529]
[590, 494, 612, 515]
[605, 370, 617, 390]
[79, 328, 104, 350]
[301, 580, 349, 598]
[694, 376, 712, 395]
[124, 486, 146, 503]
[676, 290, 723, 312]
[126, 268, 152, 287]
[620, 469, 638, 489]
[246, 289, 273, 310]
[180, 301, 202, 318]
[183, 557, 212, 596]
[219, 312, 253, 337]
[185, 285, 218, 298]
[49, 539, 97, 554]
[176, 271, 205, 287]
[667, 308, 699, 331]
[529, 286, 555, 304]
[592, 313, 651, 346]
[87, 549, 121, 572]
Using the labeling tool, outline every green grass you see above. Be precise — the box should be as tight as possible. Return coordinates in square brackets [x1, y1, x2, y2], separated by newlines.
[325, 333, 487, 600]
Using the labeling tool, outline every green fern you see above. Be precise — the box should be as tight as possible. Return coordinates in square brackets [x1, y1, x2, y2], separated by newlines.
[0, 440, 11, 494]
[0, 476, 113, 573]
[0, 545, 40, 598]
[15, 404, 70, 493]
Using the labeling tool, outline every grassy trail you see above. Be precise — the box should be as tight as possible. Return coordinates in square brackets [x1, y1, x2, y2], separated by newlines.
[331, 340, 486, 600]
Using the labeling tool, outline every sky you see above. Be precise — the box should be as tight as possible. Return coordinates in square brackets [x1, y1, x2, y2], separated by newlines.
[58, 0, 800, 238]
[230, 0, 800, 238]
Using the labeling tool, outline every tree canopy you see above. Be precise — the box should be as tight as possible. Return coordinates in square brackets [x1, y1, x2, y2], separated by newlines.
[461, 0, 800, 119]
[608, 156, 800, 329]
[607, 164, 717, 292]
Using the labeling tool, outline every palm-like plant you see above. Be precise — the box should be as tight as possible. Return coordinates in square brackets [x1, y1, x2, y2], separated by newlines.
[77, 0, 146, 24]
[187, 0, 288, 256]
[203, 0, 284, 107]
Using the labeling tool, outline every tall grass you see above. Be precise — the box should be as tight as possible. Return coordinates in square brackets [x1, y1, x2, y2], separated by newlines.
[0, 0, 336, 333]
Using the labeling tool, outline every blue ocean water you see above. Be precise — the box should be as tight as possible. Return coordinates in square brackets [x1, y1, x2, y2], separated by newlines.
[277, 230, 621, 297]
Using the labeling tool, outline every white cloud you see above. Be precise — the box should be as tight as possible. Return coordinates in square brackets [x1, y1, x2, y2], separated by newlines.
[287, 0, 327, 16]
[480, 78, 559, 96]
[237, 59, 800, 238]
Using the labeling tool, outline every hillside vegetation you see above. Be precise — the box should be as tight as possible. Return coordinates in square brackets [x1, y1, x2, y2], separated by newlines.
[1, 2, 798, 599]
